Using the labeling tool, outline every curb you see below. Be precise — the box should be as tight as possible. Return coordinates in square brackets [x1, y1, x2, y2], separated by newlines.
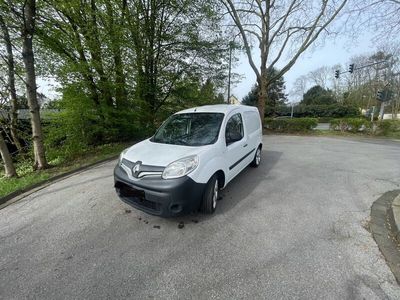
[0, 155, 118, 210]
[370, 190, 400, 284]
[391, 194, 400, 243]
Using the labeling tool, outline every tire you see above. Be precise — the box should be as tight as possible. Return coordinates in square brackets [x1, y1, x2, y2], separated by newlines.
[200, 175, 219, 214]
[250, 146, 261, 167]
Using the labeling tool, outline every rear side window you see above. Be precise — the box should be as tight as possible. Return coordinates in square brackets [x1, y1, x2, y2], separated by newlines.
[244, 111, 260, 134]
[225, 113, 244, 145]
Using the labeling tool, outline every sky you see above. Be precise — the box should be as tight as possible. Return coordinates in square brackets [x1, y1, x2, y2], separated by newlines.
[231, 30, 375, 103]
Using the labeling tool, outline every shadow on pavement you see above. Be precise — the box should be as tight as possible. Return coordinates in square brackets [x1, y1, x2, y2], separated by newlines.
[158, 149, 282, 225]
[216, 149, 282, 214]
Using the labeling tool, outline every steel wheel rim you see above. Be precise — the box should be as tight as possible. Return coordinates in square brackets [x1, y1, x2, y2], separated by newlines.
[256, 149, 261, 165]
[212, 180, 218, 209]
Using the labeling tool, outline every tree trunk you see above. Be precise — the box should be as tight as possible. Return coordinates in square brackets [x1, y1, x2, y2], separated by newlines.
[105, 0, 128, 108]
[21, 0, 48, 170]
[86, 0, 113, 107]
[0, 14, 22, 152]
[0, 130, 17, 178]
[258, 74, 267, 126]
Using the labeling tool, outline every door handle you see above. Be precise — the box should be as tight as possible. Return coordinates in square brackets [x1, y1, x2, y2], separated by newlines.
[243, 144, 248, 148]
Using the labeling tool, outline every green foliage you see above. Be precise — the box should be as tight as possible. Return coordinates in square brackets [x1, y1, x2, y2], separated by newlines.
[242, 68, 288, 115]
[36, 0, 229, 125]
[266, 104, 360, 118]
[317, 117, 334, 123]
[264, 118, 318, 132]
[0, 142, 129, 198]
[301, 85, 336, 105]
[329, 118, 400, 136]
[24, 0, 232, 163]
[154, 77, 225, 123]
[330, 118, 372, 133]
[376, 120, 400, 135]
[0, 172, 50, 198]
[43, 85, 145, 162]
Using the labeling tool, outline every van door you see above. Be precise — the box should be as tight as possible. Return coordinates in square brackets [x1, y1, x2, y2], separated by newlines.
[244, 110, 261, 153]
[224, 112, 251, 182]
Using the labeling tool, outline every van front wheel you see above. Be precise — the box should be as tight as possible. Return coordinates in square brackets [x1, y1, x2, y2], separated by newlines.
[250, 147, 261, 167]
[200, 175, 218, 214]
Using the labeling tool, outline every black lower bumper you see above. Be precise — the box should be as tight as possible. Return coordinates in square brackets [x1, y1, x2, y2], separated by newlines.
[113, 165, 206, 217]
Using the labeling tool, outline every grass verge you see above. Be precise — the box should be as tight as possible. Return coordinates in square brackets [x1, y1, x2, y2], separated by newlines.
[0, 142, 131, 199]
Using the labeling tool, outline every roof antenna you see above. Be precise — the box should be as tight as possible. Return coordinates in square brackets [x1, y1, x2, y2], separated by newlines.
[194, 108, 197, 112]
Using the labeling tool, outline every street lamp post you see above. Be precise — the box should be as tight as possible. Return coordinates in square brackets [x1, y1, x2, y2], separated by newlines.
[227, 41, 233, 104]
[290, 103, 294, 118]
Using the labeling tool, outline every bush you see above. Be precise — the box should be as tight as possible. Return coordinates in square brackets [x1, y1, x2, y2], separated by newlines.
[264, 118, 318, 132]
[318, 117, 334, 123]
[265, 104, 360, 118]
[330, 118, 372, 133]
[329, 118, 400, 136]
[376, 120, 400, 135]
[43, 86, 146, 162]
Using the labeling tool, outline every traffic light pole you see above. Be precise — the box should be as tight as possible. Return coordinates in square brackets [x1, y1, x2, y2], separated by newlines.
[371, 106, 375, 122]
[334, 60, 388, 79]
[379, 102, 386, 120]
[336, 60, 395, 120]
[351, 60, 388, 73]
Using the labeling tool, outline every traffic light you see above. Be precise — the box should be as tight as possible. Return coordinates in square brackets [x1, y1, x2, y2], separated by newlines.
[334, 70, 340, 79]
[376, 90, 384, 101]
[349, 64, 354, 74]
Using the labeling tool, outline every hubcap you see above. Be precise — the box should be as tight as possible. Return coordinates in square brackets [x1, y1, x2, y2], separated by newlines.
[256, 149, 261, 165]
[212, 180, 219, 209]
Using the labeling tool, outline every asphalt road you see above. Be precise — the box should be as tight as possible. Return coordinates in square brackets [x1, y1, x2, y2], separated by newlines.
[1, 135, 400, 299]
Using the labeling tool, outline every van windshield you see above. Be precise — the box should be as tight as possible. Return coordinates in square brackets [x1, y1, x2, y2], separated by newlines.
[151, 113, 224, 146]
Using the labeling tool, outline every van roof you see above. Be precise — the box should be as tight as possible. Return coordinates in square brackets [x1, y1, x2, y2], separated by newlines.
[176, 104, 258, 115]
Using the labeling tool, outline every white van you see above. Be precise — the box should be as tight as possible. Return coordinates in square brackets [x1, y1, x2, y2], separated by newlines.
[114, 104, 262, 217]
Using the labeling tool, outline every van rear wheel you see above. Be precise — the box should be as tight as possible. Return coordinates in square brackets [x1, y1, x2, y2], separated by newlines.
[250, 147, 261, 167]
[200, 175, 218, 214]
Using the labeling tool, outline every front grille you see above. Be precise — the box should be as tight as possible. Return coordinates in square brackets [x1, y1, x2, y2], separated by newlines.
[120, 158, 164, 178]
[115, 182, 160, 212]
[133, 197, 158, 210]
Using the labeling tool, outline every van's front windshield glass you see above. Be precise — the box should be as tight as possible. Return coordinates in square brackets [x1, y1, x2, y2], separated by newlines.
[151, 113, 224, 146]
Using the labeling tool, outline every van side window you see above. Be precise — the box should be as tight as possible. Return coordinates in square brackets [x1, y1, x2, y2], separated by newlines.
[225, 113, 244, 145]
[244, 111, 260, 134]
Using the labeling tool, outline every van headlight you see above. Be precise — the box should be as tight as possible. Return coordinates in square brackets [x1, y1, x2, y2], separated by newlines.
[119, 148, 129, 164]
[162, 155, 199, 179]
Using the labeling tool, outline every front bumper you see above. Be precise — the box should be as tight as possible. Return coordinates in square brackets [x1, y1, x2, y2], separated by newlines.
[114, 164, 206, 217]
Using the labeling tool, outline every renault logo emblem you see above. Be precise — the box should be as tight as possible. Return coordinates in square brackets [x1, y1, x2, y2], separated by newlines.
[132, 162, 141, 177]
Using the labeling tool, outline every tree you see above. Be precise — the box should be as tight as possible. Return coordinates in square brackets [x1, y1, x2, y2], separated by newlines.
[126, 0, 228, 123]
[0, 79, 17, 176]
[198, 78, 225, 105]
[291, 75, 308, 102]
[2, 0, 49, 169]
[21, 0, 48, 169]
[221, 0, 348, 124]
[350, 1, 400, 40]
[308, 66, 333, 89]
[301, 85, 336, 105]
[334, 50, 399, 114]
[170, 78, 224, 107]
[242, 67, 287, 116]
[0, 13, 22, 152]
[37, 0, 229, 129]
[0, 129, 17, 177]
